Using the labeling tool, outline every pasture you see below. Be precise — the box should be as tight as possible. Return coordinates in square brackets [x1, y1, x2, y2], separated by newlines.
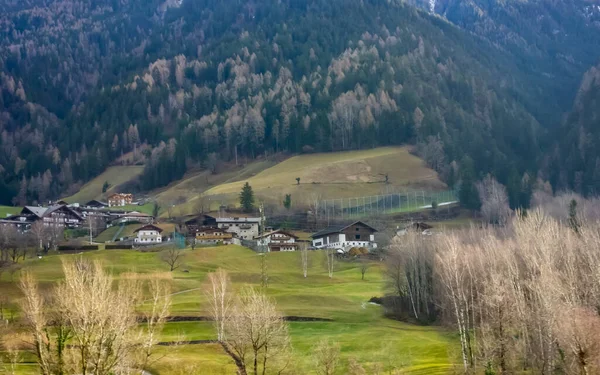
[0, 246, 458, 374]
[62, 165, 144, 204]
[159, 147, 446, 216]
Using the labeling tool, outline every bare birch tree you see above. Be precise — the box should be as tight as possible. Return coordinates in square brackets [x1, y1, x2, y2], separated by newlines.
[325, 247, 335, 279]
[205, 269, 233, 341]
[476, 174, 511, 225]
[300, 242, 309, 278]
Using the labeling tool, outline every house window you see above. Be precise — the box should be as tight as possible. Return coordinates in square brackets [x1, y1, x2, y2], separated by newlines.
[355, 234, 361, 240]
[356, 227, 359, 231]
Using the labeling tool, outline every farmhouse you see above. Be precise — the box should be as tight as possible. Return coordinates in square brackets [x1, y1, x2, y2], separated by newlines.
[217, 216, 260, 240]
[134, 224, 163, 244]
[109, 211, 153, 224]
[108, 193, 133, 207]
[185, 214, 217, 234]
[3, 205, 84, 230]
[256, 230, 299, 252]
[312, 221, 377, 250]
[195, 227, 236, 245]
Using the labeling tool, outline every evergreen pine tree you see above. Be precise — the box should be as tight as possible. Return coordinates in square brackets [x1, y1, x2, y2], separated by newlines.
[458, 156, 481, 211]
[568, 199, 580, 234]
[240, 182, 255, 213]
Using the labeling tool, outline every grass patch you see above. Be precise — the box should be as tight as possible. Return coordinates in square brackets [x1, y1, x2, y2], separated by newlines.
[202, 146, 446, 209]
[63, 165, 143, 204]
[2, 246, 458, 374]
[0, 205, 20, 218]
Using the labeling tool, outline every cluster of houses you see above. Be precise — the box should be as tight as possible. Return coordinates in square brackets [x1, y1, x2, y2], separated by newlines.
[185, 213, 379, 253]
[0, 193, 152, 233]
[0, 191, 384, 253]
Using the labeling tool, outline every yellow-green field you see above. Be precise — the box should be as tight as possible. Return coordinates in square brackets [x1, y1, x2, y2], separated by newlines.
[0, 205, 20, 218]
[0, 246, 458, 374]
[161, 147, 445, 215]
[63, 165, 144, 204]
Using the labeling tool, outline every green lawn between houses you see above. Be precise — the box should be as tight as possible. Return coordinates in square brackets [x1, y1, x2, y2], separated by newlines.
[0, 246, 459, 374]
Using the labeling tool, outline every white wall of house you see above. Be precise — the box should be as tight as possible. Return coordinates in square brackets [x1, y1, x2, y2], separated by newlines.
[134, 229, 162, 243]
[217, 219, 260, 240]
[312, 233, 377, 249]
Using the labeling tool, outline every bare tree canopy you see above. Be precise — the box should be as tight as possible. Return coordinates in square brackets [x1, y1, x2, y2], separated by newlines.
[19, 259, 170, 375]
[160, 247, 185, 271]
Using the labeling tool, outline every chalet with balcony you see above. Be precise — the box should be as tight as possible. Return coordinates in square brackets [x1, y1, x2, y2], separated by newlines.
[256, 230, 299, 252]
[195, 227, 236, 245]
[108, 193, 133, 207]
[134, 224, 163, 244]
[217, 216, 260, 240]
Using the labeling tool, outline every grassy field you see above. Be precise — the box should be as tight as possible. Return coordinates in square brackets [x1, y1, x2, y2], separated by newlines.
[1, 246, 458, 374]
[158, 147, 446, 216]
[63, 165, 144, 204]
[202, 147, 445, 210]
[0, 205, 20, 218]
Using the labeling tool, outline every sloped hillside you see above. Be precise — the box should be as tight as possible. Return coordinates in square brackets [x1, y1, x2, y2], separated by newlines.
[162, 147, 446, 215]
[0, 0, 544, 206]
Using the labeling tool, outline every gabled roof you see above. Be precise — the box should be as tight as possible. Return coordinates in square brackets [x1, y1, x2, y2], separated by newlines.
[134, 224, 163, 233]
[22, 206, 48, 218]
[85, 199, 108, 207]
[255, 229, 299, 239]
[312, 221, 378, 238]
[184, 214, 216, 224]
[45, 204, 84, 220]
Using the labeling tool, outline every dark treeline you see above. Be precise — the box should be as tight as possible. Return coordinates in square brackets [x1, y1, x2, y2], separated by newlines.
[0, 0, 595, 205]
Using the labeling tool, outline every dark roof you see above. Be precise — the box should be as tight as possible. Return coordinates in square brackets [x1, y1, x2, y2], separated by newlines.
[22, 206, 47, 218]
[184, 214, 216, 225]
[134, 224, 163, 233]
[255, 229, 299, 239]
[45, 204, 84, 220]
[312, 221, 377, 238]
[85, 199, 108, 207]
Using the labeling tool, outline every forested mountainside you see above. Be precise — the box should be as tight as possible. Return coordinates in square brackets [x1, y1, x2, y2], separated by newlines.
[0, 0, 584, 205]
[550, 63, 600, 195]
[426, 0, 600, 125]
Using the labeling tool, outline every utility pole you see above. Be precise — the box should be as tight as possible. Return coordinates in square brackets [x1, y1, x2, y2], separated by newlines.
[89, 215, 93, 244]
[259, 203, 268, 288]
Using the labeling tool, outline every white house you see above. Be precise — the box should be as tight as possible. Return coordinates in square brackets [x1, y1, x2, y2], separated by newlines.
[312, 221, 377, 251]
[217, 217, 261, 240]
[256, 230, 299, 252]
[134, 224, 163, 244]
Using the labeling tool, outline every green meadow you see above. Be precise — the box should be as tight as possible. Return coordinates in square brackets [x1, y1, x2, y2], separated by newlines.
[0, 246, 458, 374]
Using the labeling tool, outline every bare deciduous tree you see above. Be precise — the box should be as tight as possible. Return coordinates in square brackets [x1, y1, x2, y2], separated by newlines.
[160, 247, 185, 271]
[20, 260, 170, 375]
[300, 242, 309, 278]
[313, 339, 340, 375]
[205, 269, 233, 342]
[476, 174, 511, 225]
[325, 247, 335, 279]
[222, 288, 291, 375]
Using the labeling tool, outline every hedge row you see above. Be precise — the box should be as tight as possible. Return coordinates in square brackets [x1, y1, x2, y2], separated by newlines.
[58, 245, 99, 251]
[105, 244, 133, 250]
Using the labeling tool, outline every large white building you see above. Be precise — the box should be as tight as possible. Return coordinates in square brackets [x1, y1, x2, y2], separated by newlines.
[216, 217, 261, 240]
[134, 224, 163, 244]
[312, 221, 377, 251]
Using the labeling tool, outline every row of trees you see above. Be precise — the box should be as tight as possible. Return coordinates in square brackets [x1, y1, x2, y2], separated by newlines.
[386, 206, 600, 374]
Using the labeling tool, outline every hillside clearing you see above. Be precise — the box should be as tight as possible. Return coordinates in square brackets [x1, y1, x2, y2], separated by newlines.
[162, 147, 445, 215]
[63, 165, 144, 204]
[1, 246, 458, 374]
